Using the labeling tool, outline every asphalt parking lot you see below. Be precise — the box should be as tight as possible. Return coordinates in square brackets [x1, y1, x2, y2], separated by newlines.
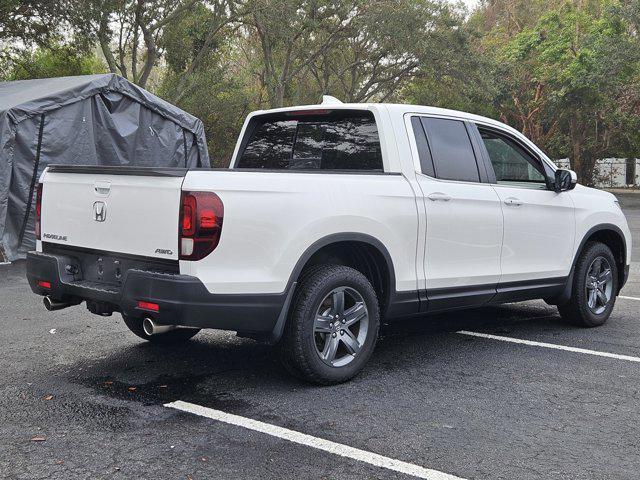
[1, 192, 639, 480]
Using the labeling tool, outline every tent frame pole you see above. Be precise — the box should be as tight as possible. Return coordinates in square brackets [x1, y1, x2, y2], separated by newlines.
[183, 129, 188, 168]
[18, 113, 46, 248]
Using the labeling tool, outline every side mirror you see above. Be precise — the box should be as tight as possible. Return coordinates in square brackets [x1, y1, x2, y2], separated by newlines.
[552, 169, 577, 193]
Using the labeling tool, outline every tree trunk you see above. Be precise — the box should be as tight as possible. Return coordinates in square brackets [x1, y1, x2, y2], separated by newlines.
[267, 82, 285, 108]
[569, 112, 595, 185]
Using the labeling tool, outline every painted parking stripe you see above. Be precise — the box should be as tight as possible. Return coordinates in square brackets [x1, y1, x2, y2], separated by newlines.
[457, 330, 640, 363]
[619, 295, 640, 301]
[165, 400, 465, 480]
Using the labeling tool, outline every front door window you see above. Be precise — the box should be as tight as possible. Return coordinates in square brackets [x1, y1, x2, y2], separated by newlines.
[479, 129, 546, 187]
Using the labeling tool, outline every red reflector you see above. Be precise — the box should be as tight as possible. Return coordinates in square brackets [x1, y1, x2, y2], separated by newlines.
[137, 301, 159, 312]
[37, 280, 51, 289]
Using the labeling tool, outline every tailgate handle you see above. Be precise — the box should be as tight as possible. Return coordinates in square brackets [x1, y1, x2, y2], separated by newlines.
[94, 181, 111, 196]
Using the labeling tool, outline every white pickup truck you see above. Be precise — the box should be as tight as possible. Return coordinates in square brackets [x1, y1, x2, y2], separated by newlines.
[27, 100, 632, 384]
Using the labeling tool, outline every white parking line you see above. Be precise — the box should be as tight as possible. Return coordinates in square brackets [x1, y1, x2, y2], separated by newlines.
[165, 400, 465, 480]
[619, 295, 640, 301]
[457, 330, 640, 363]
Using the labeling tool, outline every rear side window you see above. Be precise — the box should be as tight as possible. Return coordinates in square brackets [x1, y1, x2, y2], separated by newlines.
[237, 111, 383, 171]
[420, 118, 480, 182]
[411, 116, 435, 177]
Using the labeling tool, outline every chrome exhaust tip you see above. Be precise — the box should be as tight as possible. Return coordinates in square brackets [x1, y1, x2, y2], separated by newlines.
[142, 317, 176, 336]
[43, 296, 71, 311]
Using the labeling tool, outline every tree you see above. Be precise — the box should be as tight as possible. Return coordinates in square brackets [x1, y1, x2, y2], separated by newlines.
[0, 1, 79, 64]
[499, 2, 640, 183]
[240, 0, 360, 108]
[3, 0, 640, 184]
[160, 0, 243, 102]
[160, 2, 257, 166]
[0, 1, 66, 44]
[2, 43, 106, 81]
[403, 1, 498, 116]
[309, 0, 470, 103]
[65, 0, 206, 88]
[241, 0, 477, 107]
[161, 69, 255, 167]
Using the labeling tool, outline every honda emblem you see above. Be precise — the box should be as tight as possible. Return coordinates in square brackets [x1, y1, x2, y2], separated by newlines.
[93, 201, 107, 222]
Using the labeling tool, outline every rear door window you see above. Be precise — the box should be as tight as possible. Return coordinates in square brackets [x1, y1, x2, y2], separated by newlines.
[420, 118, 480, 182]
[237, 111, 383, 171]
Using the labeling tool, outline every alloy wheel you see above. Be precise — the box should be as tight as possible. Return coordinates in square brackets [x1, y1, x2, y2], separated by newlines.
[313, 287, 369, 367]
[585, 256, 614, 315]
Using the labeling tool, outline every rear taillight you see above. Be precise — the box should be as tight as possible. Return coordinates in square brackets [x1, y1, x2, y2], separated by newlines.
[179, 191, 224, 261]
[35, 183, 43, 240]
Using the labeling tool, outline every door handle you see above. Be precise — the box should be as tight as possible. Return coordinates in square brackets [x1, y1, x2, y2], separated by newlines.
[427, 192, 452, 202]
[504, 197, 523, 207]
[94, 181, 111, 196]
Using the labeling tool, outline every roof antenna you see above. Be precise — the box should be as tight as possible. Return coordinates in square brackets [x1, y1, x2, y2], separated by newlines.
[321, 95, 343, 105]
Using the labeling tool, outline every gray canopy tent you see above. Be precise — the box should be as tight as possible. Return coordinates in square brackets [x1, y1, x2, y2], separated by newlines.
[0, 73, 210, 261]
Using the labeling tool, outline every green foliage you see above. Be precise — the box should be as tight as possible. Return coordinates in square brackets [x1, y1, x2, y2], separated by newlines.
[3, 0, 640, 179]
[0, 0, 66, 46]
[444, 0, 640, 184]
[160, 66, 256, 167]
[162, 4, 222, 73]
[3, 44, 106, 81]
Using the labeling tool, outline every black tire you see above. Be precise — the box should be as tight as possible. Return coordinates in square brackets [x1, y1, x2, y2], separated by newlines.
[279, 264, 380, 385]
[558, 241, 618, 327]
[122, 315, 200, 344]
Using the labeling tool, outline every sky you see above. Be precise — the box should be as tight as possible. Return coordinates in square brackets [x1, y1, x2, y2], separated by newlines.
[458, 0, 480, 10]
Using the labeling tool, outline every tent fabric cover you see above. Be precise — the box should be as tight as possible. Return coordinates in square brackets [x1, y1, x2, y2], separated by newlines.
[0, 73, 210, 261]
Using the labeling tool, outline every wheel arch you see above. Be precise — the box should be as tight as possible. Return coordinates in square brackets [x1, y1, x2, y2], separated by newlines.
[287, 233, 397, 314]
[267, 233, 399, 345]
[574, 224, 627, 291]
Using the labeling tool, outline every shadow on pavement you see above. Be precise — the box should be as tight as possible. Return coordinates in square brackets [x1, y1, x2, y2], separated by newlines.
[70, 301, 565, 408]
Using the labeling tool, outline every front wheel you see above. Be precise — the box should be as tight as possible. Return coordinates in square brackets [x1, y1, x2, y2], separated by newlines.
[122, 315, 200, 344]
[279, 265, 380, 385]
[558, 241, 618, 327]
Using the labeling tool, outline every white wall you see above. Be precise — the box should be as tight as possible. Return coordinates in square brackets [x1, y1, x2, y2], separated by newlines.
[554, 158, 638, 188]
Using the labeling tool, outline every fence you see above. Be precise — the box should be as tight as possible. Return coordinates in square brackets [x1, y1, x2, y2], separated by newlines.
[555, 158, 640, 189]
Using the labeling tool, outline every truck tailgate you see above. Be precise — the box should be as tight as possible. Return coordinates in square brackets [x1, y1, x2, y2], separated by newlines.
[40, 166, 185, 260]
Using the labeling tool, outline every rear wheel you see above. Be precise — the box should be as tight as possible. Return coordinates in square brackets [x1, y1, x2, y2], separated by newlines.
[558, 242, 618, 327]
[279, 264, 380, 385]
[122, 315, 200, 344]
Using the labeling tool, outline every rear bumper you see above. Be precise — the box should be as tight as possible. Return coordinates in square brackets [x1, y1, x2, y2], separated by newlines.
[26, 251, 288, 337]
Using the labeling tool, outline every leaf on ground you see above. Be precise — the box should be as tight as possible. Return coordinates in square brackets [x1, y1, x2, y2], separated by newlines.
[30, 435, 46, 442]
[43, 395, 53, 401]
[127, 386, 136, 392]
